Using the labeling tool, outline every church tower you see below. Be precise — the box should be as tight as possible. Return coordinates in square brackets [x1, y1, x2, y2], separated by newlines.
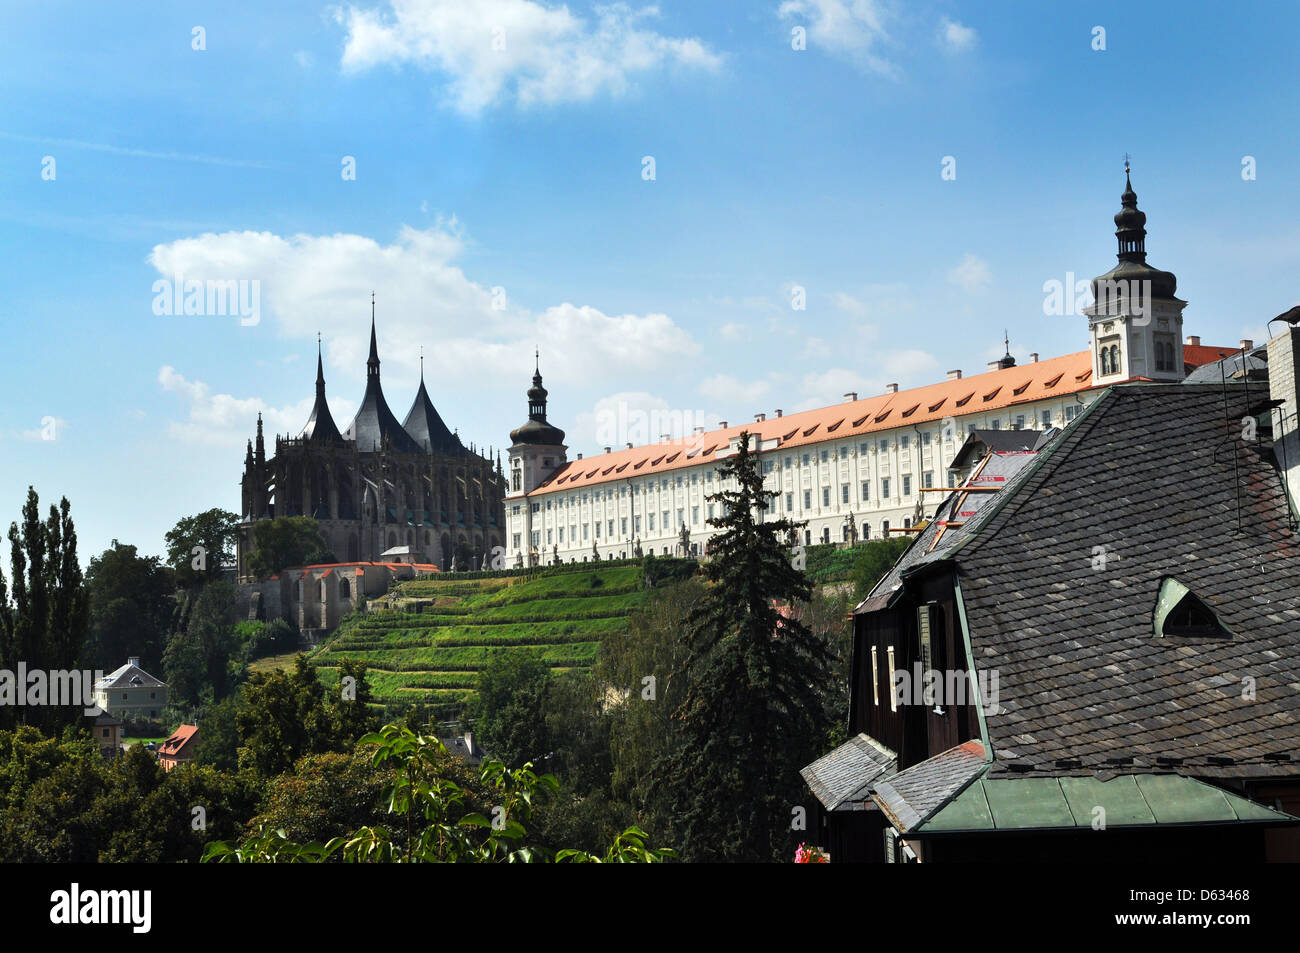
[507, 356, 567, 566]
[1084, 165, 1187, 384]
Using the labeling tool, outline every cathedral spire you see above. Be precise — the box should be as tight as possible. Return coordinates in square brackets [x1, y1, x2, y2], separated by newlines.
[255, 412, 265, 465]
[301, 335, 342, 442]
[367, 297, 380, 380]
[316, 333, 327, 395]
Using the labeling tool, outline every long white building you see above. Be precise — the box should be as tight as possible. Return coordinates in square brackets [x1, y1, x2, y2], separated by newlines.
[504, 173, 1241, 567]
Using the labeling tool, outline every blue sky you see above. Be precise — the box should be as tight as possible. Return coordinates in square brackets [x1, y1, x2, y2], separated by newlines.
[2, 0, 1299, 565]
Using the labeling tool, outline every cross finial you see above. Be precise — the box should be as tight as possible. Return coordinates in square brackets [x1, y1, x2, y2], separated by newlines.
[1123, 152, 1131, 173]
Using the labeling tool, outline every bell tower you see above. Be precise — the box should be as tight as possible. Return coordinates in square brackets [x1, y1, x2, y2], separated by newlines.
[1083, 163, 1187, 384]
[506, 354, 567, 566]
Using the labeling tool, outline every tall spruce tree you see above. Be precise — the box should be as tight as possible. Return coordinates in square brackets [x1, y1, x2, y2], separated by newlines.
[660, 432, 833, 862]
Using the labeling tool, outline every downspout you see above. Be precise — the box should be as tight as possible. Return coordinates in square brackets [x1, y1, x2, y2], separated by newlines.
[952, 572, 994, 767]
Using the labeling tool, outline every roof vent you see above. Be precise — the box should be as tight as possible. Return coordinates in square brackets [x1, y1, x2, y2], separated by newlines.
[947, 370, 962, 380]
[1187, 335, 1201, 346]
[843, 392, 857, 403]
[885, 383, 898, 394]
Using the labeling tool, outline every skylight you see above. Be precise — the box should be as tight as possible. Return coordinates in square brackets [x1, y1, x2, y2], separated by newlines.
[1154, 578, 1232, 638]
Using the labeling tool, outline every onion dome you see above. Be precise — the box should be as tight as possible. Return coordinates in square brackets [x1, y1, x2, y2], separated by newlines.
[1091, 166, 1178, 303]
[509, 356, 566, 447]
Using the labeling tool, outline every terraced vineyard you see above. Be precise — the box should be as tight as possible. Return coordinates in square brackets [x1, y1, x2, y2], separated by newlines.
[312, 564, 652, 717]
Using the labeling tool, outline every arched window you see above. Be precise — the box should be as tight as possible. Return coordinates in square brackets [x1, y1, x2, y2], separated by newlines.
[1100, 349, 1110, 375]
[340, 578, 351, 599]
[1109, 344, 1120, 374]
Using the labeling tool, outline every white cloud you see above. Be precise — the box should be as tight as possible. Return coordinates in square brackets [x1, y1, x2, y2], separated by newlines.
[334, 0, 723, 114]
[572, 391, 722, 452]
[938, 16, 976, 53]
[146, 225, 697, 392]
[157, 366, 353, 448]
[948, 253, 992, 295]
[699, 373, 771, 406]
[718, 321, 746, 341]
[778, 0, 896, 77]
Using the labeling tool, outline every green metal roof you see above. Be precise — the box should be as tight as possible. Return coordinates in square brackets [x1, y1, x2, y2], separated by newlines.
[914, 773, 1296, 834]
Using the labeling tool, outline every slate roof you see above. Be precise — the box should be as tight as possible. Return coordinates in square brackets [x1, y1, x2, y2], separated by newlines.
[856, 448, 1048, 613]
[403, 374, 462, 454]
[1182, 345, 1269, 384]
[800, 733, 898, 812]
[873, 382, 1300, 780]
[948, 429, 1045, 472]
[345, 319, 423, 454]
[871, 741, 986, 833]
[96, 661, 165, 690]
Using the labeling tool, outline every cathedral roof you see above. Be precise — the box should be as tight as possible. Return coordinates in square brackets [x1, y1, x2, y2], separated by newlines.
[403, 363, 461, 453]
[344, 317, 422, 453]
[300, 342, 343, 442]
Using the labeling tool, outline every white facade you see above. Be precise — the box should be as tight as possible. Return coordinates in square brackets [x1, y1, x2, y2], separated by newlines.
[505, 386, 1098, 566]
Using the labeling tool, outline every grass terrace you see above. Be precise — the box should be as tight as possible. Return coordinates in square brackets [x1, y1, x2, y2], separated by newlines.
[311, 561, 674, 719]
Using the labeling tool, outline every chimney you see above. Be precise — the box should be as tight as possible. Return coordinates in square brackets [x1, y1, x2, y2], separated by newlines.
[603, 446, 611, 454]
[1269, 328, 1300, 521]
[128, 656, 140, 668]
[1241, 339, 1255, 350]
[775, 409, 783, 417]
[1187, 335, 1201, 346]
[577, 453, 583, 460]
[626, 442, 633, 449]
[843, 392, 858, 403]
[1030, 353, 1039, 363]
[692, 426, 704, 436]
[885, 383, 898, 394]
[719, 421, 728, 429]
[755, 413, 766, 422]
[660, 433, 671, 442]
[947, 369, 962, 380]
[987, 360, 1001, 372]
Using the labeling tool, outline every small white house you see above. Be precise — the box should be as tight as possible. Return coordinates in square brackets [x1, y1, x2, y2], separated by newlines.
[93, 657, 167, 721]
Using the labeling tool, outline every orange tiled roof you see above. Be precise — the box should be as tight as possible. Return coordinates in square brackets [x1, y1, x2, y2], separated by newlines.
[159, 725, 199, 757]
[527, 351, 1091, 495]
[1184, 343, 1246, 366]
[522, 344, 1236, 497]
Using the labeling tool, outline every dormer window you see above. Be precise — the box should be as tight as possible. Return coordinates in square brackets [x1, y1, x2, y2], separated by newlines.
[1154, 578, 1232, 638]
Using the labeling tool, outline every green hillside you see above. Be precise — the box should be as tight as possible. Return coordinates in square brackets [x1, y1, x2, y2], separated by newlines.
[311, 563, 663, 717]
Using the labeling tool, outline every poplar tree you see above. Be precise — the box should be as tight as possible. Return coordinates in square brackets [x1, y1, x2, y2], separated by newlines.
[0, 487, 90, 731]
[661, 432, 833, 862]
